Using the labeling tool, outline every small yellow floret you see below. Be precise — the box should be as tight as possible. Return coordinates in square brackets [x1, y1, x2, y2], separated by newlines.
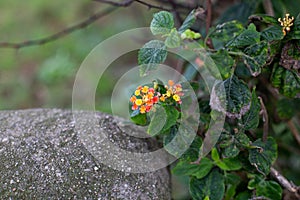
[142, 86, 149, 93]
[135, 90, 140, 96]
[160, 96, 166, 102]
[140, 105, 146, 113]
[166, 90, 172, 97]
[135, 99, 143, 106]
[173, 94, 180, 102]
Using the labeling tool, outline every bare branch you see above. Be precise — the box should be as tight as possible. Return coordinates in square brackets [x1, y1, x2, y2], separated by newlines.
[93, 0, 133, 6]
[135, 0, 172, 10]
[0, 7, 117, 49]
[263, 0, 274, 16]
[153, 0, 197, 10]
[167, 0, 183, 24]
[287, 118, 300, 146]
[258, 96, 269, 142]
[94, 0, 174, 11]
[0, 0, 194, 49]
[270, 167, 300, 198]
[205, 0, 212, 35]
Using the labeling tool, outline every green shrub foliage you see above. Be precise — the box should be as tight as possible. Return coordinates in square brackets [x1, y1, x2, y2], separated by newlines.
[130, 9, 300, 200]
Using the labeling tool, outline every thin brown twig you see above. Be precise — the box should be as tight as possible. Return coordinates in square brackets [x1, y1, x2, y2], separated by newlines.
[258, 96, 269, 142]
[153, 0, 197, 10]
[270, 167, 300, 198]
[93, 0, 133, 6]
[0, 0, 175, 49]
[94, 0, 173, 11]
[205, 0, 212, 36]
[287, 118, 300, 146]
[167, 0, 183, 24]
[263, 0, 275, 16]
[135, 0, 172, 11]
[0, 7, 117, 49]
[205, 0, 214, 49]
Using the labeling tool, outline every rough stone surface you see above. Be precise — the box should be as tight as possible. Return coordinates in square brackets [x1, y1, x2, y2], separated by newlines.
[0, 109, 171, 199]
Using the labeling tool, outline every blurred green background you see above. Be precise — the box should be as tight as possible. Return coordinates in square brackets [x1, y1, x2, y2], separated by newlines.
[1, 0, 298, 111]
[0, 0, 154, 111]
[1, 1, 299, 199]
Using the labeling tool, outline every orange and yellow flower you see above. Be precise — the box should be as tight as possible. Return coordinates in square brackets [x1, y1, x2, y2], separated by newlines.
[130, 84, 160, 114]
[130, 80, 184, 114]
[161, 81, 184, 104]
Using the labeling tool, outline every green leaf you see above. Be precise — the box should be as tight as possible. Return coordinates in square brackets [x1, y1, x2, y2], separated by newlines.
[219, 131, 250, 158]
[235, 191, 251, 200]
[210, 20, 244, 49]
[147, 105, 179, 136]
[261, 26, 284, 41]
[256, 180, 282, 200]
[268, 41, 281, 62]
[163, 122, 196, 157]
[130, 109, 148, 126]
[223, 144, 240, 158]
[178, 9, 197, 33]
[271, 65, 300, 98]
[282, 69, 300, 98]
[294, 13, 300, 30]
[277, 98, 297, 120]
[249, 137, 278, 175]
[150, 11, 174, 35]
[248, 175, 282, 200]
[165, 28, 181, 48]
[271, 64, 285, 88]
[190, 169, 225, 200]
[172, 157, 213, 179]
[211, 75, 252, 119]
[243, 41, 268, 76]
[224, 173, 241, 200]
[217, 157, 242, 171]
[138, 40, 167, 76]
[226, 23, 260, 47]
[239, 89, 260, 130]
[290, 14, 300, 34]
[289, 15, 300, 39]
[210, 50, 234, 79]
[211, 148, 220, 161]
[233, 131, 251, 148]
[180, 136, 203, 162]
[212, 148, 242, 171]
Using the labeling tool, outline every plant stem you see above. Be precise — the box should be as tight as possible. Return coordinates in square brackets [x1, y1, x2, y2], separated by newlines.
[287, 118, 300, 146]
[270, 167, 300, 198]
[258, 97, 269, 142]
[263, 0, 274, 16]
[205, 0, 212, 36]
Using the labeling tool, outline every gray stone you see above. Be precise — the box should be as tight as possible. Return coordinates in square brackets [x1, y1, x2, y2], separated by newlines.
[0, 109, 171, 199]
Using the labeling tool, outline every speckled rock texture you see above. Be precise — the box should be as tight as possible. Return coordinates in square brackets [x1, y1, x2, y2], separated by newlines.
[0, 109, 171, 199]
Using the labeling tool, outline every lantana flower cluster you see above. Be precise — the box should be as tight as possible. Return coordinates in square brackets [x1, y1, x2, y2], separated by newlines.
[160, 80, 184, 104]
[130, 80, 184, 114]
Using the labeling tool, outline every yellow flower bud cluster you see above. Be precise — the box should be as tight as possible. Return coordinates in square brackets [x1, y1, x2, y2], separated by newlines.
[278, 13, 294, 36]
[130, 80, 184, 114]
